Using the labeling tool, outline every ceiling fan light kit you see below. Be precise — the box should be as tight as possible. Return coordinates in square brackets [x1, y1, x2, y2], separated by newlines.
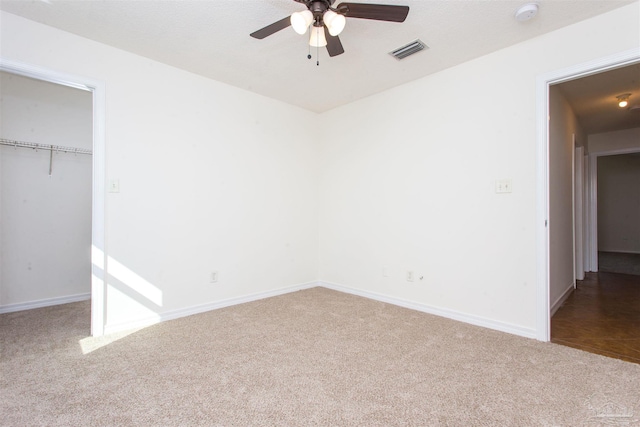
[250, 0, 410, 60]
[323, 10, 346, 36]
[309, 25, 328, 47]
[291, 10, 314, 34]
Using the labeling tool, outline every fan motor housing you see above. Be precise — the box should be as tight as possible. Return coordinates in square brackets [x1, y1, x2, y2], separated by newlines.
[310, 1, 331, 17]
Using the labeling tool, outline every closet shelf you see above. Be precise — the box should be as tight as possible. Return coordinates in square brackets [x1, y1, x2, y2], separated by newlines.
[0, 138, 92, 155]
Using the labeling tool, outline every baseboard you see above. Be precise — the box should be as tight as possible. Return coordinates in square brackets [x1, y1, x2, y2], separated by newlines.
[103, 281, 319, 335]
[0, 293, 91, 314]
[102, 279, 539, 339]
[598, 249, 640, 255]
[550, 282, 575, 316]
[319, 281, 537, 339]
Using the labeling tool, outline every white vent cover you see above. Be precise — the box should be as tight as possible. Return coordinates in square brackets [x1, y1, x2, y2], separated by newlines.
[389, 40, 428, 60]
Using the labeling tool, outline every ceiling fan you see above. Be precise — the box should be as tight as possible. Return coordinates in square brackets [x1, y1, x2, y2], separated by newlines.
[250, 0, 410, 59]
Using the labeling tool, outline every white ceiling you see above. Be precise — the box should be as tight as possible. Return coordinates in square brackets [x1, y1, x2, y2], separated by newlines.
[1, 0, 637, 114]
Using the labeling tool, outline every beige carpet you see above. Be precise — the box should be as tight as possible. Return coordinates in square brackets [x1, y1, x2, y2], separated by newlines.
[1, 287, 639, 426]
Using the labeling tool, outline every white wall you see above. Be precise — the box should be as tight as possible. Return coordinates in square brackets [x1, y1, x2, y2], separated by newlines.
[0, 72, 92, 307]
[588, 127, 640, 154]
[548, 86, 585, 312]
[1, 2, 638, 337]
[1, 11, 320, 331]
[318, 3, 639, 335]
[597, 153, 640, 254]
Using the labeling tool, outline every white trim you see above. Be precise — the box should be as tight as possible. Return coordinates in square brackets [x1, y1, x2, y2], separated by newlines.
[0, 293, 91, 314]
[101, 279, 543, 339]
[535, 64, 551, 342]
[103, 281, 319, 335]
[550, 282, 574, 317]
[0, 58, 107, 336]
[320, 281, 537, 339]
[590, 147, 640, 157]
[574, 145, 585, 282]
[535, 48, 640, 342]
[583, 155, 591, 272]
[576, 133, 578, 288]
[588, 154, 599, 271]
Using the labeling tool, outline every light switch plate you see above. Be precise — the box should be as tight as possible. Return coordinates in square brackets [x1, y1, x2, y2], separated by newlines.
[108, 179, 120, 193]
[495, 179, 512, 193]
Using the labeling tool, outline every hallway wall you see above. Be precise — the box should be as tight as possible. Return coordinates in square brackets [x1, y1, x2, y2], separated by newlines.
[548, 86, 585, 312]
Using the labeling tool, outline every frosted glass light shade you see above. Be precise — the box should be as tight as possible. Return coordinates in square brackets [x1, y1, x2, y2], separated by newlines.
[291, 10, 313, 35]
[309, 26, 327, 47]
[323, 10, 346, 36]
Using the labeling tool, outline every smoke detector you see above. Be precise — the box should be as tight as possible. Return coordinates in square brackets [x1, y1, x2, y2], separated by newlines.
[515, 4, 538, 22]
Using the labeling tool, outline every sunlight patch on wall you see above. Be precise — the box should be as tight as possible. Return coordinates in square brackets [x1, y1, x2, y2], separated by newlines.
[108, 256, 163, 306]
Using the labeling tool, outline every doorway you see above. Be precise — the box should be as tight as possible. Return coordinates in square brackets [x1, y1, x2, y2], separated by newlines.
[536, 49, 640, 342]
[0, 59, 106, 336]
[594, 151, 640, 276]
[1, 71, 92, 315]
[540, 55, 640, 361]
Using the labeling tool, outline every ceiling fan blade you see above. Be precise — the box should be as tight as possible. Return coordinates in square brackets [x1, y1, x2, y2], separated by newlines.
[336, 3, 409, 22]
[250, 16, 291, 39]
[325, 26, 345, 57]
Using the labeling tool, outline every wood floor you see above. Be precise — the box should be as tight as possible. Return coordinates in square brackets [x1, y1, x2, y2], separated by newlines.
[551, 272, 640, 364]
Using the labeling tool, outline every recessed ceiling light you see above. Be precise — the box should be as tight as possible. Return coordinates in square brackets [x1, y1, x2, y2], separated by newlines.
[515, 4, 539, 22]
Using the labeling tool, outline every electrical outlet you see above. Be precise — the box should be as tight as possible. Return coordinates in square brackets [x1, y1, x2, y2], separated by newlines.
[406, 270, 414, 282]
[210, 271, 219, 283]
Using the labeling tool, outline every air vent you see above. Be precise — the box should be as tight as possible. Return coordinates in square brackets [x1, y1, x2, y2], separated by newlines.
[389, 39, 428, 60]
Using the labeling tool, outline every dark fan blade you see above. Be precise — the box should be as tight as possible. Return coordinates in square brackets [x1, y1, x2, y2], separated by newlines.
[324, 26, 345, 57]
[336, 3, 409, 22]
[250, 16, 291, 39]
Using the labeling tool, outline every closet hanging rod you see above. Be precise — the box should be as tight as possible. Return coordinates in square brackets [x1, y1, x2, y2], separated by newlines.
[0, 138, 93, 155]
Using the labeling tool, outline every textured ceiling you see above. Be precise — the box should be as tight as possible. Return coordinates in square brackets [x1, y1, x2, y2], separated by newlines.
[0, 0, 637, 114]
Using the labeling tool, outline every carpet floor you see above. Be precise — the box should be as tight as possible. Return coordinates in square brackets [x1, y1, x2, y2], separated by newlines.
[1, 287, 639, 426]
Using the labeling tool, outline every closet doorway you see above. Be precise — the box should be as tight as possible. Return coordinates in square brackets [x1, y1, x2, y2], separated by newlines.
[0, 61, 106, 336]
[1, 71, 92, 315]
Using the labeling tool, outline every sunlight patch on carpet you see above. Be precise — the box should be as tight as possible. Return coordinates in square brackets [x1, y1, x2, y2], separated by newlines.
[78, 327, 144, 355]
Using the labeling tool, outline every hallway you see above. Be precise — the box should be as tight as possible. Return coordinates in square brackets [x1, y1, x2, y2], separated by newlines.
[551, 272, 640, 364]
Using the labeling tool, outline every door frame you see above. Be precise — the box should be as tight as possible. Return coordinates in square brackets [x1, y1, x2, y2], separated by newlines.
[535, 48, 640, 342]
[0, 58, 107, 336]
[574, 143, 584, 282]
